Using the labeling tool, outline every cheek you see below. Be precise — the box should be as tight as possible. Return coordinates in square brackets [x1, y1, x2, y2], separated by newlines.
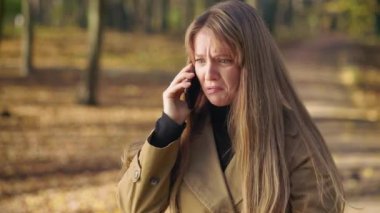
[195, 69, 205, 84]
[226, 70, 240, 90]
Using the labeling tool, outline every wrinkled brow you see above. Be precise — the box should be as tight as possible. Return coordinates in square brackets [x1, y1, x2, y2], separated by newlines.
[195, 50, 233, 58]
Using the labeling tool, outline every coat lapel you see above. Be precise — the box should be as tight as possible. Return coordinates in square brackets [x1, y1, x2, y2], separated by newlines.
[183, 116, 235, 212]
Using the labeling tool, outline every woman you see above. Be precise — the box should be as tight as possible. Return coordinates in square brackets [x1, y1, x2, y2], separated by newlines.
[118, 1, 345, 212]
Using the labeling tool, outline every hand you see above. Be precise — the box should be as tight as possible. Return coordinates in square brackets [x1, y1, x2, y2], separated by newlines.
[163, 64, 195, 125]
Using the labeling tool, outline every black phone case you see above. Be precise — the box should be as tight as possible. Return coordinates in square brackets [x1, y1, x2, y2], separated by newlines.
[185, 73, 201, 109]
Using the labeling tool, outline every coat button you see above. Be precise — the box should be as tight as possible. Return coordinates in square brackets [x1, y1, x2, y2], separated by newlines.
[132, 169, 140, 182]
[149, 177, 160, 186]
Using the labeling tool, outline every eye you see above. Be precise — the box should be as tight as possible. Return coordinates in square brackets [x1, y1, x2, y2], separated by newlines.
[194, 58, 205, 64]
[218, 58, 233, 64]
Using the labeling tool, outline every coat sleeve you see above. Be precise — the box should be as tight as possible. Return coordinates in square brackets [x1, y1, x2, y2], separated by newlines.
[117, 132, 180, 213]
[287, 135, 338, 213]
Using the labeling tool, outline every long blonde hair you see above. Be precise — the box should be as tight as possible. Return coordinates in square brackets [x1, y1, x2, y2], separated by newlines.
[170, 1, 345, 212]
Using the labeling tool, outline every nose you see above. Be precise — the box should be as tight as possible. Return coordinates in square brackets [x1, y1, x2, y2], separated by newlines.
[205, 61, 219, 81]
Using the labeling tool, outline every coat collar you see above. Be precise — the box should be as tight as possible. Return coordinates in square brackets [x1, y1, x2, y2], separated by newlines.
[183, 115, 238, 212]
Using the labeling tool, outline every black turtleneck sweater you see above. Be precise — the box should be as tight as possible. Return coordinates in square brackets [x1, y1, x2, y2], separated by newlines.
[210, 105, 233, 170]
[149, 105, 233, 171]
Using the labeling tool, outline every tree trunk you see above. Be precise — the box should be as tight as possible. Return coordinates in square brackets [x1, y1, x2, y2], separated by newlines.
[38, 0, 51, 25]
[184, 0, 195, 28]
[260, 0, 278, 33]
[79, 0, 104, 105]
[121, 0, 136, 30]
[144, 0, 153, 32]
[105, 0, 126, 30]
[376, 0, 380, 36]
[161, 0, 169, 32]
[77, 0, 87, 28]
[0, 0, 4, 48]
[133, 0, 145, 31]
[22, 0, 34, 75]
[284, 0, 293, 27]
[131, 0, 139, 30]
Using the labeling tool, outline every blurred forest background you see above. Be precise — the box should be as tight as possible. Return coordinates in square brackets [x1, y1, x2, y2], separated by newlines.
[0, 0, 379, 212]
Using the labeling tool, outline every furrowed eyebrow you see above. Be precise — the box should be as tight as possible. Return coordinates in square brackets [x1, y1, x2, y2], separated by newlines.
[194, 53, 232, 58]
[215, 54, 232, 58]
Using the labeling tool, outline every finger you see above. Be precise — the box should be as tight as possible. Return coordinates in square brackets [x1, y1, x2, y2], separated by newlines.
[167, 80, 191, 96]
[171, 64, 195, 85]
[164, 81, 191, 98]
[171, 71, 195, 86]
[180, 63, 194, 73]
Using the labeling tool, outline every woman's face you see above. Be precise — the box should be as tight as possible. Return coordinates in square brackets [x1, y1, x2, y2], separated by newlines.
[193, 27, 240, 107]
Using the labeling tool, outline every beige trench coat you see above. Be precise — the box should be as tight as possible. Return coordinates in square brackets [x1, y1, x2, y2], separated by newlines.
[118, 111, 336, 213]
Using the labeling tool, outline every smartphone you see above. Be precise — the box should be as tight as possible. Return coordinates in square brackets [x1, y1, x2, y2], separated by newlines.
[185, 66, 201, 109]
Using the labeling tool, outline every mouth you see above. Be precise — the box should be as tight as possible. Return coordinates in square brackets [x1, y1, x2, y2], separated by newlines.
[205, 86, 223, 94]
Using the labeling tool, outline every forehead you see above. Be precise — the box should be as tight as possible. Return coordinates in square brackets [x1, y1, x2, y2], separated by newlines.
[194, 27, 232, 55]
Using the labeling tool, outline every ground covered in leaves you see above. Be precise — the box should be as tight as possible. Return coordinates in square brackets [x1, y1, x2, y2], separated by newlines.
[1, 28, 380, 212]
